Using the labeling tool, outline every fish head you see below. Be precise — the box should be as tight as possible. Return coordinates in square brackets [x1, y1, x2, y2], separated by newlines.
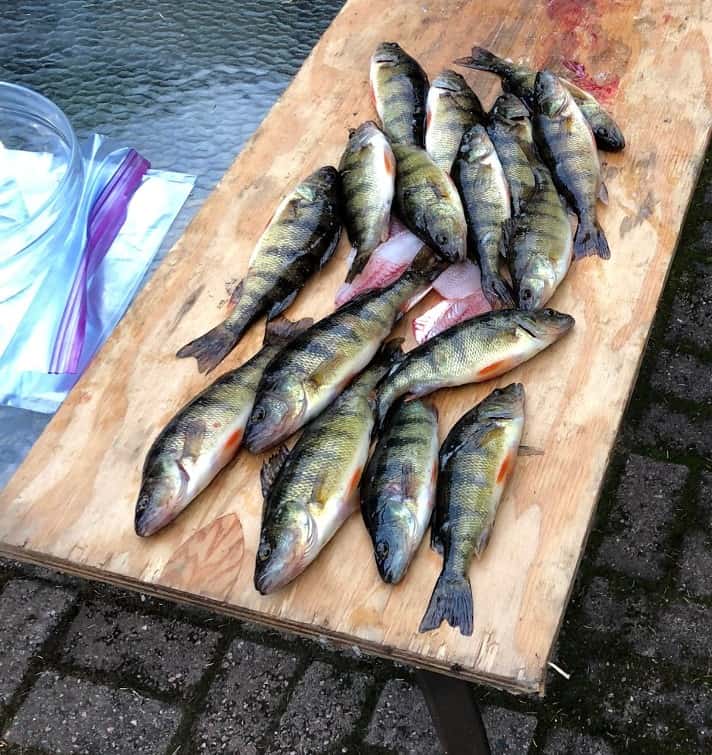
[459, 124, 494, 162]
[534, 71, 568, 117]
[372, 509, 413, 584]
[516, 258, 557, 310]
[432, 69, 468, 94]
[424, 190, 467, 264]
[134, 460, 188, 537]
[491, 93, 529, 122]
[298, 166, 340, 203]
[245, 380, 305, 454]
[372, 41, 407, 66]
[254, 503, 315, 594]
[512, 308, 575, 345]
[477, 382, 525, 421]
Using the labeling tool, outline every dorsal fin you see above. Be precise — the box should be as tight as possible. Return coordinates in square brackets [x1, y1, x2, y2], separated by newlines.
[260, 445, 290, 498]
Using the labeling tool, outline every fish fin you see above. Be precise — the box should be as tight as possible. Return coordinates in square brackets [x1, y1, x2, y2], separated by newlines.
[598, 180, 609, 205]
[518, 444, 545, 456]
[475, 520, 495, 556]
[266, 289, 299, 319]
[227, 280, 244, 309]
[319, 226, 342, 269]
[345, 249, 370, 282]
[409, 245, 447, 280]
[440, 421, 496, 466]
[419, 568, 474, 636]
[375, 337, 406, 368]
[263, 316, 313, 346]
[180, 419, 207, 462]
[573, 217, 610, 260]
[430, 516, 446, 555]
[480, 272, 515, 309]
[177, 283, 259, 374]
[260, 445, 290, 498]
[500, 217, 518, 258]
[454, 46, 510, 78]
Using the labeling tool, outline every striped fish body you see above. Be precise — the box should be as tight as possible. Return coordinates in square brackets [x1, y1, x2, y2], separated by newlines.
[361, 398, 439, 583]
[135, 318, 310, 536]
[376, 308, 573, 422]
[532, 72, 609, 260]
[370, 42, 429, 146]
[245, 248, 443, 454]
[420, 383, 525, 635]
[339, 121, 396, 281]
[451, 125, 513, 308]
[508, 164, 573, 309]
[487, 94, 537, 214]
[176, 167, 342, 373]
[254, 345, 402, 594]
[425, 70, 484, 173]
[455, 46, 625, 152]
[393, 143, 467, 263]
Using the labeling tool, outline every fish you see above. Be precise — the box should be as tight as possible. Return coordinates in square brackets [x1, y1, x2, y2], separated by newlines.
[507, 164, 573, 309]
[370, 41, 429, 146]
[339, 121, 396, 282]
[487, 94, 537, 214]
[361, 398, 439, 583]
[532, 71, 609, 260]
[393, 143, 468, 263]
[254, 340, 404, 594]
[376, 308, 573, 423]
[176, 166, 342, 373]
[420, 382, 525, 635]
[455, 46, 625, 152]
[135, 317, 312, 537]
[425, 70, 485, 173]
[245, 247, 445, 454]
[451, 125, 514, 308]
[412, 260, 491, 344]
[335, 218, 423, 307]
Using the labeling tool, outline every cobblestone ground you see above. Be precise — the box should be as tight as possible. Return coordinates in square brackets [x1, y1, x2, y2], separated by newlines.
[1, 151, 710, 755]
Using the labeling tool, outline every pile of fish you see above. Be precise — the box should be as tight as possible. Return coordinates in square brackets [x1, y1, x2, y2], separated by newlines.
[135, 42, 623, 637]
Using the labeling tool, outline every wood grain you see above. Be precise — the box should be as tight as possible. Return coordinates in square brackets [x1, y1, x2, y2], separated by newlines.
[1, 0, 710, 695]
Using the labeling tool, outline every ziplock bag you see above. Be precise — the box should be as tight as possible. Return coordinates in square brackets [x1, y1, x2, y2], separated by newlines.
[0, 87, 195, 411]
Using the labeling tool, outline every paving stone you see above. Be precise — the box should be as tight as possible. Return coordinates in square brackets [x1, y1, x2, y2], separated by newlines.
[635, 601, 712, 664]
[275, 661, 372, 754]
[365, 678, 441, 754]
[61, 600, 221, 696]
[596, 455, 689, 579]
[0, 579, 76, 709]
[650, 349, 712, 405]
[4, 671, 181, 754]
[193, 638, 300, 753]
[632, 403, 712, 458]
[482, 706, 538, 755]
[665, 264, 712, 351]
[544, 729, 616, 754]
[580, 576, 652, 635]
[678, 531, 712, 599]
[700, 472, 712, 529]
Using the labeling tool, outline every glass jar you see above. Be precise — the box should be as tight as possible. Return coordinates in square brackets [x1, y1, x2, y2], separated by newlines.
[0, 82, 84, 302]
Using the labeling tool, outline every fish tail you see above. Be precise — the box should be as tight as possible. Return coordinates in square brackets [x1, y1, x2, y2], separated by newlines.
[455, 46, 512, 78]
[481, 272, 515, 309]
[573, 216, 610, 260]
[176, 320, 246, 373]
[419, 568, 474, 636]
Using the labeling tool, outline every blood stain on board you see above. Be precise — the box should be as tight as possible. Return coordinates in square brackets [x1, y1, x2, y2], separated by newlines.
[562, 59, 620, 102]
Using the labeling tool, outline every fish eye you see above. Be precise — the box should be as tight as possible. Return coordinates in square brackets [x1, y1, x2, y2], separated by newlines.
[521, 288, 532, 300]
[376, 541, 389, 560]
[435, 233, 449, 247]
[258, 543, 272, 561]
[253, 406, 266, 422]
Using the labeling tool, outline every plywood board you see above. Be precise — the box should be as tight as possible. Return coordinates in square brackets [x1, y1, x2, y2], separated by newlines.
[1, 0, 710, 695]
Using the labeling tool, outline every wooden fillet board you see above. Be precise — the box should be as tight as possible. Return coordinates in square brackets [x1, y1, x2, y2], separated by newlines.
[1, 0, 711, 696]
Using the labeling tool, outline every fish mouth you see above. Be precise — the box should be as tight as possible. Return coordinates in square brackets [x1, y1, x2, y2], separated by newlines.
[134, 501, 174, 537]
[373, 42, 401, 64]
[254, 559, 303, 595]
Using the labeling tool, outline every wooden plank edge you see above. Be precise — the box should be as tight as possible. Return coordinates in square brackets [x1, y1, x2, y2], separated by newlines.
[0, 541, 543, 696]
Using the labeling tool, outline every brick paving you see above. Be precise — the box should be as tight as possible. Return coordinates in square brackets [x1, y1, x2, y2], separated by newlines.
[0, 141, 710, 755]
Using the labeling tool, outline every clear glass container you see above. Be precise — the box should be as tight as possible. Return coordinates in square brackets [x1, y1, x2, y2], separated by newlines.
[0, 82, 84, 300]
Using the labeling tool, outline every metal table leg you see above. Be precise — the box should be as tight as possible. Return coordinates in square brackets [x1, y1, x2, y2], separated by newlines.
[416, 670, 492, 755]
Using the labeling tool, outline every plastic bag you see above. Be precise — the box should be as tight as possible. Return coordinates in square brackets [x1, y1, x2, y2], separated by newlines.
[0, 135, 194, 412]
